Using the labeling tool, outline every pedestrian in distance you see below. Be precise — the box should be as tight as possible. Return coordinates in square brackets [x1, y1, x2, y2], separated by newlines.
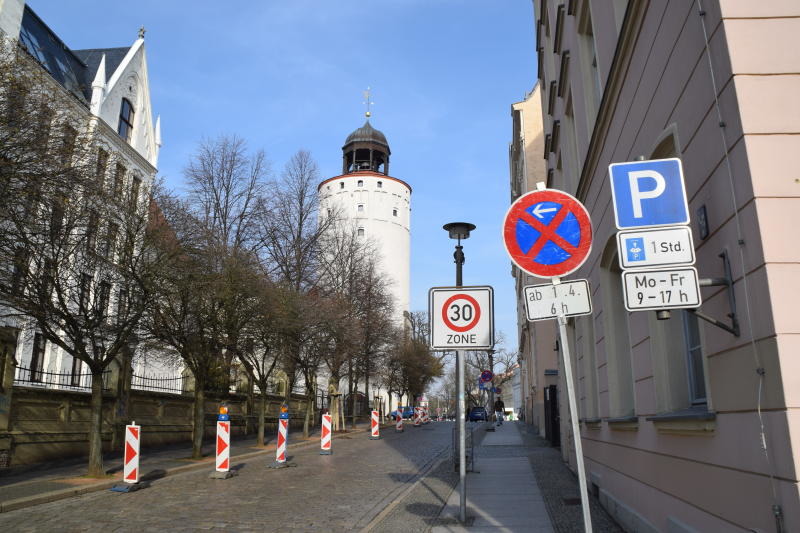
[493, 398, 505, 426]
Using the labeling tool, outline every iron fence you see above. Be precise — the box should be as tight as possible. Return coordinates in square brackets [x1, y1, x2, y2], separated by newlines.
[131, 372, 188, 394]
[14, 365, 110, 392]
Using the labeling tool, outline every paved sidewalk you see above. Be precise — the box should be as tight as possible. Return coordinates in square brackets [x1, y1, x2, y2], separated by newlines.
[432, 423, 554, 532]
[0, 421, 373, 513]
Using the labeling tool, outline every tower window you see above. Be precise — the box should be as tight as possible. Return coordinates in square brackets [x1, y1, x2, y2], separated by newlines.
[357, 204, 364, 212]
[340, 182, 345, 189]
[118, 98, 134, 142]
[377, 181, 383, 188]
[357, 180, 364, 187]
[357, 227, 364, 237]
[393, 209, 398, 217]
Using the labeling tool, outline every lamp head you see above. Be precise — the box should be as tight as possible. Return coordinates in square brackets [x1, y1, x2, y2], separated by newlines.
[443, 222, 476, 240]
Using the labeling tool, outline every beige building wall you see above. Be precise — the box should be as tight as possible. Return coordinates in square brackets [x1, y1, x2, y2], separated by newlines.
[509, 86, 560, 439]
[529, 1, 800, 531]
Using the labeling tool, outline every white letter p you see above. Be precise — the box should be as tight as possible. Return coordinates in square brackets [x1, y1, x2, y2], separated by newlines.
[629, 170, 665, 218]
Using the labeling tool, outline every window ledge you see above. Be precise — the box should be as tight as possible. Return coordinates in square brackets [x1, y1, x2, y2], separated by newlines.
[606, 415, 638, 431]
[646, 408, 716, 436]
[581, 417, 602, 430]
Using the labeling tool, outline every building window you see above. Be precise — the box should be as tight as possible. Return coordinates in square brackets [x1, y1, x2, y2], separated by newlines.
[113, 163, 126, 199]
[30, 333, 45, 382]
[118, 98, 134, 142]
[117, 288, 128, 325]
[393, 208, 398, 217]
[340, 182, 345, 189]
[70, 356, 82, 387]
[357, 180, 364, 187]
[60, 125, 77, 166]
[78, 273, 91, 314]
[129, 176, 141, 211]
[95, 281, 111, 321]
[377, 181, 383, 188]
[600, 240, 634, 418]
[683, 312, 706, 404]
[86, 210, 99, 255]
[357, 204, 364, 213]
[96, 149, 109, 187]
[357, 227, 365, 237]
[578, 3, 602, 130]
[102, 222, 118, 259]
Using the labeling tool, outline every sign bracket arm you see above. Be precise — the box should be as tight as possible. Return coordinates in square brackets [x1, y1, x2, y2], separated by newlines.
[691, 249, 740, 337]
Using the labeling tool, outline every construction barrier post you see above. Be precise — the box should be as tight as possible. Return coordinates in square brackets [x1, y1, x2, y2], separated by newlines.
[320, 413, 332, 455]
[413, 407, 421, 427]
[269, 403, 294, 468]
[210, 406, 236, 479]
[369, 410, 381, 440]
[110, 421, 148, 492]
[396, 411, 404, 432]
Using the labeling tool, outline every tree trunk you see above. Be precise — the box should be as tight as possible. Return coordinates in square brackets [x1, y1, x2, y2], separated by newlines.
[87, 368, 105, 477]
[302, 378, 313, 438]
[191, 385, 205, 460]
[347, 356, 354, 430]
[257, 392, 266, 446]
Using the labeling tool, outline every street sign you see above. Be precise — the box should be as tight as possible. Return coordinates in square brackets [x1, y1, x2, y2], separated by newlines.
[480, 370, 493, 383]
[429, 286, 494, 350]
[523, 279, 592, 321]
[617, 226, 695, 269]
[609, 158, 689, 230]
[503, 189, 593, 278]
[622, 267, 701, 311]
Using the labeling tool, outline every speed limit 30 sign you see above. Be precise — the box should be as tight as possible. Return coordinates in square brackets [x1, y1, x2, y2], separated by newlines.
[429, 286, 494, 350]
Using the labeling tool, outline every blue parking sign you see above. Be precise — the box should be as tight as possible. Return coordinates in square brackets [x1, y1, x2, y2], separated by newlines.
[609, 158, 689, 229]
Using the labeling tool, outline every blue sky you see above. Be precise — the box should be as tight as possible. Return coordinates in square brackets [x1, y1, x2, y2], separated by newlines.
[31, 1, 537, 353]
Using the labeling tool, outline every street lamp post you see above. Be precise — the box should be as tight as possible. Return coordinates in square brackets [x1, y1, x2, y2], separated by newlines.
[443, 222, 475, 525]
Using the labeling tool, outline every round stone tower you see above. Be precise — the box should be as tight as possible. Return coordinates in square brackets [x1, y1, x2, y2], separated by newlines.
[318, 119, 411, 319]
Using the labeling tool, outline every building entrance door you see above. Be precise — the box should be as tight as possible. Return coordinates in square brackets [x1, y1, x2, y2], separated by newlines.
[544, 385, 560, 447]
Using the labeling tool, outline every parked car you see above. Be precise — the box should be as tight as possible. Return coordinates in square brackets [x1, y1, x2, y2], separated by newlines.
[466, 406, 489, 422]
[389, 406, 415, 419]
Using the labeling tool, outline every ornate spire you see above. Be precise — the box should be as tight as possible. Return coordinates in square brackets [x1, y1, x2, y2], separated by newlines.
[138, 26, 146, 39]
[362, 87, 373, 119]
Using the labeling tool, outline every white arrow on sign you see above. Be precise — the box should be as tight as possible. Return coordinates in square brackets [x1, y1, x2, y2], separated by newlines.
[532, 204, 558, 219]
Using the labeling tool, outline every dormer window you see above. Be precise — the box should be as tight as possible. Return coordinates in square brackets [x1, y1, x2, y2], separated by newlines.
[393, 208, 398, 217]
[340, 182, 345, 189]
[118, 98, 134, 142]
[377, 181, 383, 188]
[357, 227, 365, 237]
[357, 180, 364, 187]
[358, 204, 364, 212]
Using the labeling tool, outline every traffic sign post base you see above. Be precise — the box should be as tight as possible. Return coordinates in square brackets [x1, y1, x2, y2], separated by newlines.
[110, 481, 149, 493]
[209, 470, 237, 479]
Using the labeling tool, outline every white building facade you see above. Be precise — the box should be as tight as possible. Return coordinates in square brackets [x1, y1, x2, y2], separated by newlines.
[318, 120, 411, 320]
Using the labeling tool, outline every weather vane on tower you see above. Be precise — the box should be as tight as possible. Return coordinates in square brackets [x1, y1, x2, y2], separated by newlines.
[363, 87, 374, 118]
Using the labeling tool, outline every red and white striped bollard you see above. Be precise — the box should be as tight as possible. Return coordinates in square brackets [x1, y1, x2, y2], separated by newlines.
[320, 413, 332, 454]
[414, 407, 421, 427]
[396, 411, 404, 432]
[216, 420, 230, 472]
[369, 410, 381, 440]
[123, 422, 140, 483]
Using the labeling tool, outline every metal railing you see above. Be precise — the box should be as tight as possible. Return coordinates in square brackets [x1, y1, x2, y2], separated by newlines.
[131, 372, 188, 394]
[14, 365, 110, 392]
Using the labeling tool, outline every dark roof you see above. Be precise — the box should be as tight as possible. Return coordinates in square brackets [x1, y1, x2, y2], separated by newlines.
[344, 120, 390, 149]
[73, 47, 130, 85]
[18, 5, 131, 102]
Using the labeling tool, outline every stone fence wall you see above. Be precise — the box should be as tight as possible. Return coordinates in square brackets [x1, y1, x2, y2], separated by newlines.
[0, 348, 312, 467]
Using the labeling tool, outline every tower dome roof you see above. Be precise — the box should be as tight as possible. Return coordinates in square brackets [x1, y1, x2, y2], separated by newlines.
[344, 120, 389, 149]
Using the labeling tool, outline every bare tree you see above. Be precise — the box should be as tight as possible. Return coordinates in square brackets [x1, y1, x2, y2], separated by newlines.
[0, 44, 170, 476]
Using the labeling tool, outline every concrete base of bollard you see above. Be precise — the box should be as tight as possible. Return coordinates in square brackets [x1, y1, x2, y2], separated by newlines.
[320, 450, 332, 455]
[110, 481, 149, 493]
[209, 470, 237, 479]
[369, 435, 382, 440]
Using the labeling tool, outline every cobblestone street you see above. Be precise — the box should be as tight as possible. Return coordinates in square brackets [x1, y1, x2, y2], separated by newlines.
[0, 423, 452, 532]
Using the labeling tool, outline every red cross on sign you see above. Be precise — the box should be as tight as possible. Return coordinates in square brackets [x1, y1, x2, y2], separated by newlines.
[503, 189, 593, 278]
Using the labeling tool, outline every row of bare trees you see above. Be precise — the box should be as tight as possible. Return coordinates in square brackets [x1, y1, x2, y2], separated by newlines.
[0, 41, 441, 477]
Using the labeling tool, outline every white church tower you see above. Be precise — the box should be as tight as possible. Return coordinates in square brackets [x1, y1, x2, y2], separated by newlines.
[318, 110, 411, 320]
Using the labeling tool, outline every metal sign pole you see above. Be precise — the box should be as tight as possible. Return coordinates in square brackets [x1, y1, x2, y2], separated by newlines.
[457, 348, 467, 524]
[554, 279, 593, 532]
